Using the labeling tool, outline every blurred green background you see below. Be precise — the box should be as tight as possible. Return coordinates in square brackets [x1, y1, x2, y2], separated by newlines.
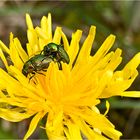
[0, 1, 140, 139]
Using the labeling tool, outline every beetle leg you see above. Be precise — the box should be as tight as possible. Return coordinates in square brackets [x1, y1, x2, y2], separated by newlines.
[42, 69, 47, 72]
[57, 62, 62, 70]
[36, 71, 46, 76]
[28, 72, 36, 82]
[40, 50, 44, 55]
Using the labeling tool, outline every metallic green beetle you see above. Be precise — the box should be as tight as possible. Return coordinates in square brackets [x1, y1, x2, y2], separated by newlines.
[22, 54, 53, 77]
[42, 43, 70, 64]
[22, 43, 70, 78]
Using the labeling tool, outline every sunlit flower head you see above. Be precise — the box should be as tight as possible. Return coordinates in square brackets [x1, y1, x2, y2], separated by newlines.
[0, 13, 140, 140]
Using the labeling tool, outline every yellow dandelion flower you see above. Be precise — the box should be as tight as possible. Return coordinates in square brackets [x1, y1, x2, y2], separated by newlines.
[0, 13, 140, 140]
